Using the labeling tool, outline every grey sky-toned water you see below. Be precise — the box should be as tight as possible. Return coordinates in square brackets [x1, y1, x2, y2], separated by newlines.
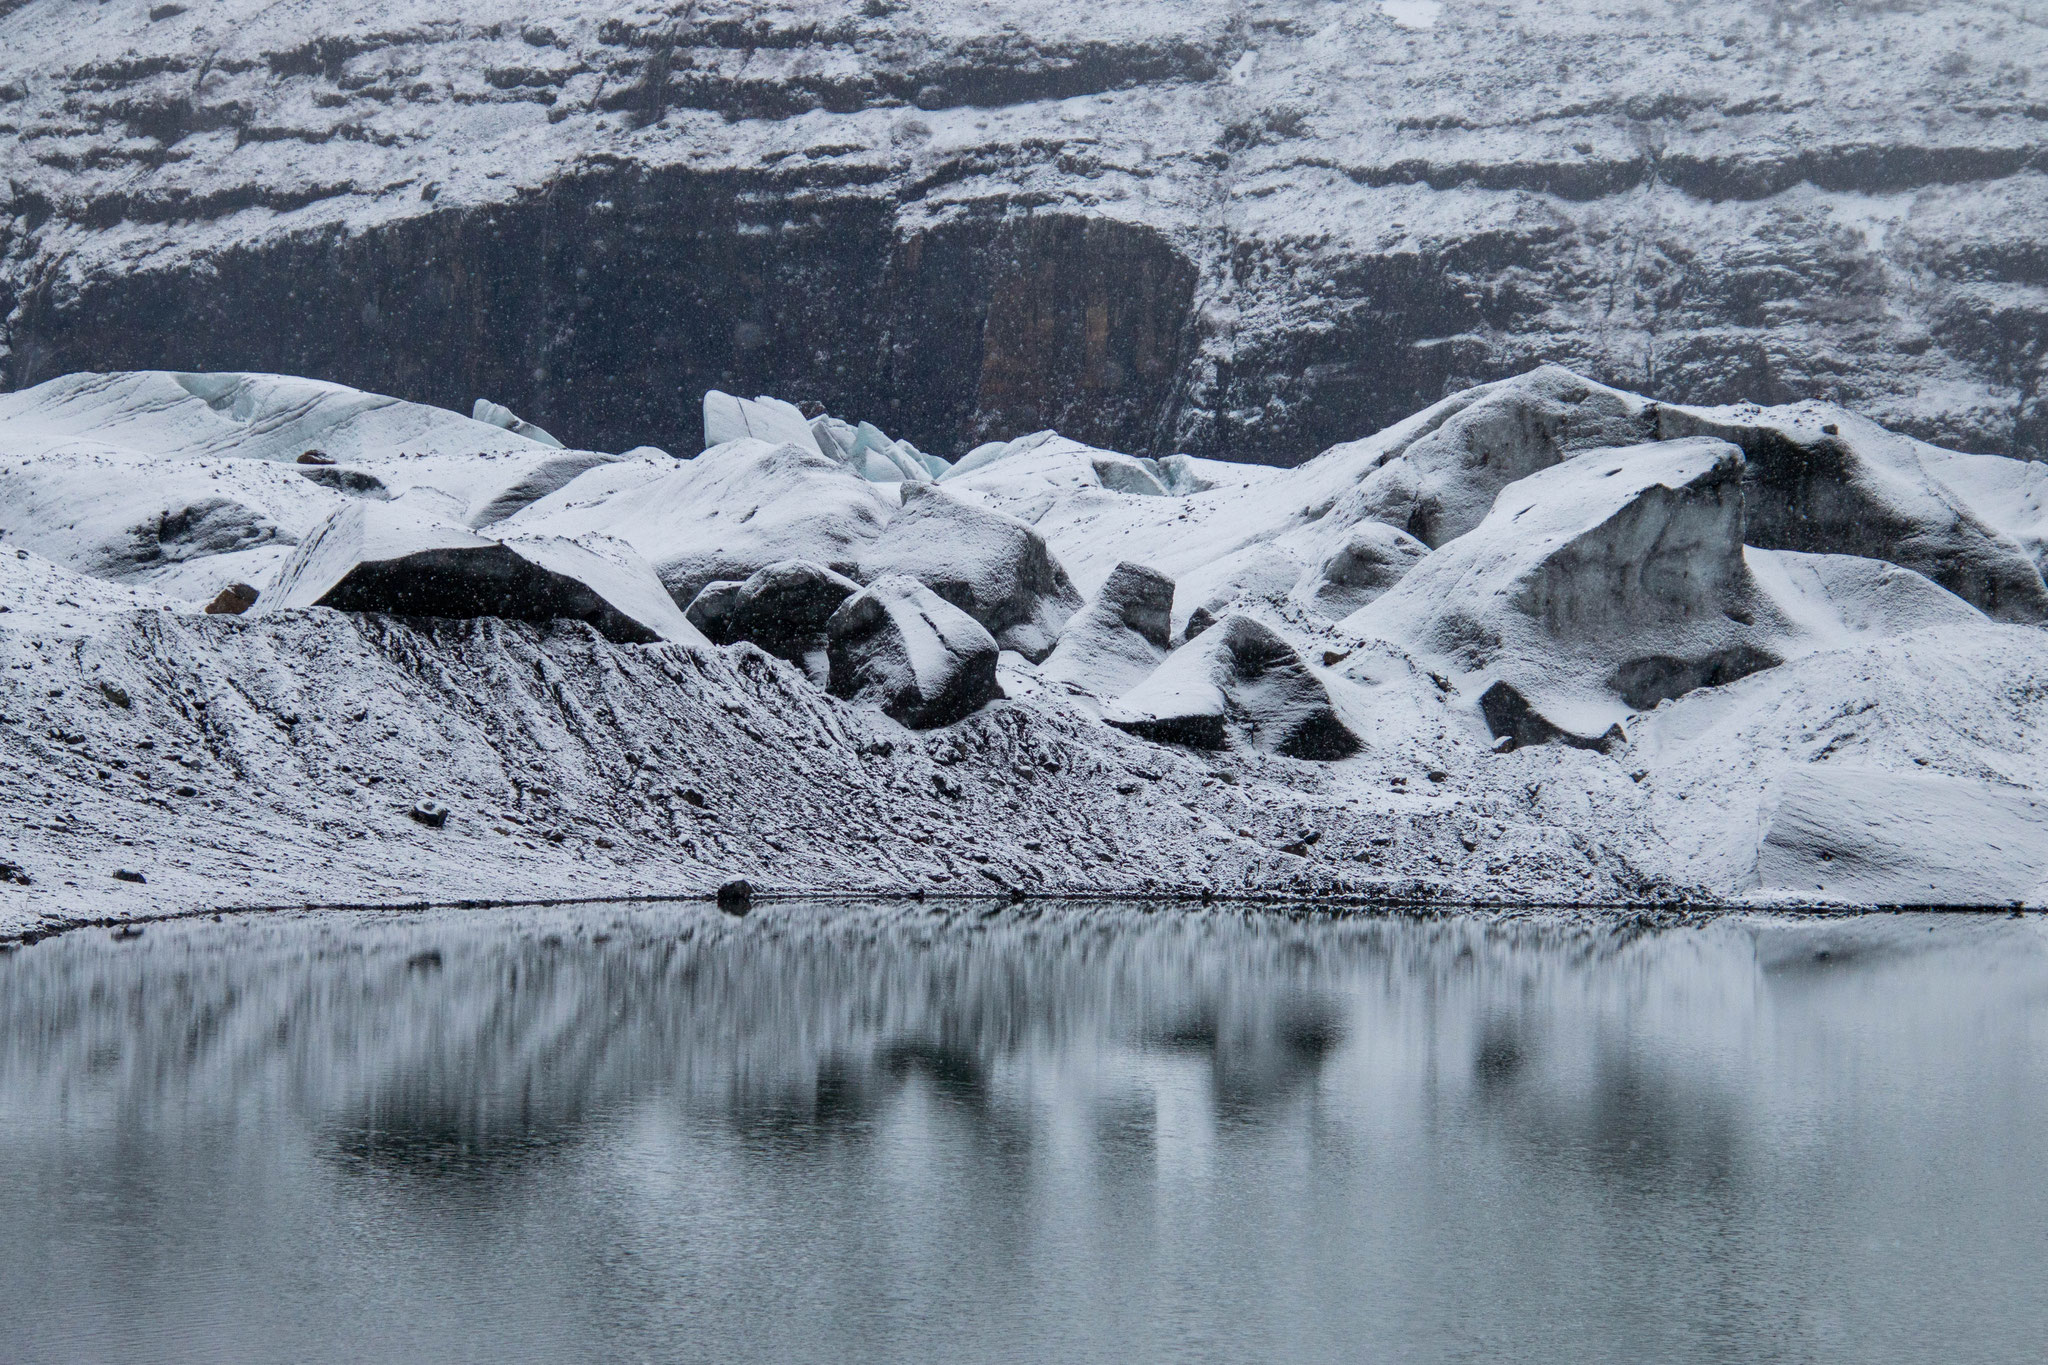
[2, 904, 2045, 1364]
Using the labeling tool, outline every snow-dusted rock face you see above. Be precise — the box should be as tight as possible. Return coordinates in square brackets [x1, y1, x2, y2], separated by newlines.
[1039, 561, 1174, 698]
[259, 500, 702, 645]
[1107, 614, 1359, 761]
[825, 574, 1000, 729]
[857, 483, 1083, 662]
[8, 3, 2048, 465]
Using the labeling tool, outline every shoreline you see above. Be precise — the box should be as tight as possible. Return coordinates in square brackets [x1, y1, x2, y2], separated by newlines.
[5, 886, 2026, 951]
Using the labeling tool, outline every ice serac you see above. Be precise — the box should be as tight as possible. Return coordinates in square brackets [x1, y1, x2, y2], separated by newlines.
[851, 422, 931, 483]
[1658, 403, 2048, 623]
[826, 575, 1000, 729]
[471, 399, 566, 449]
[724, 559, 863, 679]
[1758, 768, 2048, 905]
[1107, 614, 1360, 760]
[501, 437, 893, 605]
[810, 415, 858, 468]
[1351, 437, 1771, 743]
[1341, 366, 1658, 548]
[257, 500, 705, 645]
[857, 483, 1083, 662]
[1040, 562, 1175, 697]
[701, 392, 823, 456]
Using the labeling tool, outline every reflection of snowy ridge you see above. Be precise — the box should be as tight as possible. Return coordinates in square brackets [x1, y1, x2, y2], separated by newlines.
[4, 1, 2048, 463]
[5, 903, 2038, 1147]
[8, 360, 2048, 932]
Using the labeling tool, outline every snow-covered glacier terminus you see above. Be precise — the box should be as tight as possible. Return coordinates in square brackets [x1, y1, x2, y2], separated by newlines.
[6, 361, 2048, 937]
[7, 0, 2048, 936]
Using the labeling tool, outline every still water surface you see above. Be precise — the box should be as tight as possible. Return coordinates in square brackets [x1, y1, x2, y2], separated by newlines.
[2, 904, 2046, 1363]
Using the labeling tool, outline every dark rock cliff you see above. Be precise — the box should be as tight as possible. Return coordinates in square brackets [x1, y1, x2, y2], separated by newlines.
[4, 0, 2047, 463]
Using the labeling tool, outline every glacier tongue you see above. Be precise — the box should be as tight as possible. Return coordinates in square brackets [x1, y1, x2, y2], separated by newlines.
[11, 361, 2048, 932]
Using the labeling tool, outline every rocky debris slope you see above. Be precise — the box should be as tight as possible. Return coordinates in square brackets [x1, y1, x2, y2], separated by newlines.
[6, 2, 2048, 466]
[0, 563, 1631, 939]
[10, 359, 2048, 933]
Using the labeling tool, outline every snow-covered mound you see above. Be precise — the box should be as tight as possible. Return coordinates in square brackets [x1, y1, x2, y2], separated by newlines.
[1758, 768, 2048, 905]
[1341, 366, 1658, 549]
[1040, 562, 1175, 698]
[1659, 401, 2048, 622]
[501, 436, 896, 602]
[10, 360, 2048, 931]
[260, 500, 702, 646]
[857, 484, 1083, 662]
[0, 370, 622, 602]
[1107, 614, 1360, 761]
[826, 575, 999, 729]
[1352, 437, 1766, 741]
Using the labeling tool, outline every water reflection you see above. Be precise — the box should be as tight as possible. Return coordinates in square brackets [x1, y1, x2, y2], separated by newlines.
[2, 906, 2045, 1364]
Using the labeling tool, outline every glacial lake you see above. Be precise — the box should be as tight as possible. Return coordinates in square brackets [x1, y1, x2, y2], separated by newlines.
[3, 904, 2045, 1364]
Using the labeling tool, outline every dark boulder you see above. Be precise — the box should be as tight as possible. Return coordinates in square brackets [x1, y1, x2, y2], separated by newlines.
[204, 582, 260, 615]
[684, 580, 746, 644]
[724, 559, 863, 675]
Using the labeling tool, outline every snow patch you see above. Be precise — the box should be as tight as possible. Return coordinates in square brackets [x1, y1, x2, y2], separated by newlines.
[1380, 1, 1443, 32]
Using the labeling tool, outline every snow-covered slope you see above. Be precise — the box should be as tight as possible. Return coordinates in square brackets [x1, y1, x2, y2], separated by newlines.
[7, 361, 2048, 939]
[5, 1, 2048, 466]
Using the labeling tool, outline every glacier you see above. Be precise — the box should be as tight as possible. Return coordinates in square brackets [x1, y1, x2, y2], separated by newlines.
[6, 362, 2048, 942]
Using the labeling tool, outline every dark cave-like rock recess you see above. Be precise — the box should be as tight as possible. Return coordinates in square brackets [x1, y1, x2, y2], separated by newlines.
[8, 169, 1201, 460]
